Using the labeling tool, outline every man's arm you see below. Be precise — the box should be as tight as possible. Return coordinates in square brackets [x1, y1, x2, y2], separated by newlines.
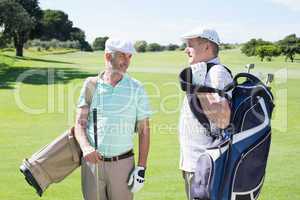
[137, 118, 150, 168]
[74, 107, 101, 163]
[197, 93, 231, 129]
[197, 65, 232, 129]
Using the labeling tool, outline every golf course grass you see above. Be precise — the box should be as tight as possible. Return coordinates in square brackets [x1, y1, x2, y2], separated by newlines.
[0, 48, 299, 200]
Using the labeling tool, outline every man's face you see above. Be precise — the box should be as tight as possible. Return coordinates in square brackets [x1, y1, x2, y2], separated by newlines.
[106, 51, 132, 73]
[184, 38, 209, 64]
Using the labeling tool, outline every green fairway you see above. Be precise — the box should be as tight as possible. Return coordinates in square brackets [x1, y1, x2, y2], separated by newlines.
[0, 49, 299, 200]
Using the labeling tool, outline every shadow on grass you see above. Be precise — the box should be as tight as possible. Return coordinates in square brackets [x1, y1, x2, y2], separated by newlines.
[0, 63, 95, 89]
[44, 50, 79, 55]
[2, 54, 75, 64]
[293, 58, 300, 63]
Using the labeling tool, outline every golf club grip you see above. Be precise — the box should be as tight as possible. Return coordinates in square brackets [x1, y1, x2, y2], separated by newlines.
[93, 108, 98, 150]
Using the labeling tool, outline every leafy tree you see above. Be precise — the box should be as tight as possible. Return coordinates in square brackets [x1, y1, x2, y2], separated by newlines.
[70, 27, 85, 42]
[179, 43, 187, 51]
[134, 40, 147, 52]
[0, 0, 35, 56]
[16, 0, 42, 21]
[15, 0, 43, 39]
[277, 34, 300, 62]
[166, 43, 179, 51]
[256, 45, 281, 61]
[220, 43, 236, 50]
[0, 31, 10, 48]
[80, 40, 93, 52]
[93, 36, 109, 50]
[146, 43, 163, 52]
[38, 10, 92, 51]
[241, 38, 272, 56]
[69, 27, 92, 51]
[40, 9, 73, 41]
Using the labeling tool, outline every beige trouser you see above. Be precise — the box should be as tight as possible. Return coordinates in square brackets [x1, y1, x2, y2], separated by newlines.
[81, 156, 134, 200]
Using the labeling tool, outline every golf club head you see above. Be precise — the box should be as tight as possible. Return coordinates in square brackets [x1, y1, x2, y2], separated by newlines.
[245, 64, 255, 73]
[266, 73, 274, 85]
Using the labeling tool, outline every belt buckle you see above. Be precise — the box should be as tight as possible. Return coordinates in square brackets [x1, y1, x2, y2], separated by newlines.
[113, 156, 119, 162]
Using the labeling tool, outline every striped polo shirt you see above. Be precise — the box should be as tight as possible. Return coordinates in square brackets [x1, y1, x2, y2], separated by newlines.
[78, 73, 152, 157]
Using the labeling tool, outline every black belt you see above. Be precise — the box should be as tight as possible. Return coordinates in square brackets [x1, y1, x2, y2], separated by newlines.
[100, 150, 134, 162]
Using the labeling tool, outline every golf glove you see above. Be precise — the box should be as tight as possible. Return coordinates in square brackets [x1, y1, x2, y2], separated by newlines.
[190, 62, 207, 86]
[128, 166, 145, 193]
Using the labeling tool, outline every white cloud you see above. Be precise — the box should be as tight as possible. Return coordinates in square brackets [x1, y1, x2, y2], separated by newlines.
[270, 0, 300, 11]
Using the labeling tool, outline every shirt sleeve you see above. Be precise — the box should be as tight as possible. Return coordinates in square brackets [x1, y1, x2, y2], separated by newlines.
[136, 85, 152, 121]
[205, 65, 233, 102]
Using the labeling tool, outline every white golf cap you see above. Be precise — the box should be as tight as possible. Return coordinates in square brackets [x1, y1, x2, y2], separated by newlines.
[105, 38, 136, 54]
[181, 27, 221, 46]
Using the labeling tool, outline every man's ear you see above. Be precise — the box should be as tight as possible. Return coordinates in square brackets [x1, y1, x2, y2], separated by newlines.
[104, 53, 112, 62]
[205, 43, 210, 51]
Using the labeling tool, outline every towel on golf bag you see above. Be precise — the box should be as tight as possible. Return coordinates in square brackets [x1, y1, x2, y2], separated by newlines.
[20, 76, 98, 196]
[179, 67, 274, 200]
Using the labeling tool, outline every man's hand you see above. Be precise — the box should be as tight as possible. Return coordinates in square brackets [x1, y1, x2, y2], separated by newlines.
[82, 145, 101, 164]
[128, 166, 146, 193]
[197, 93, 231, 129]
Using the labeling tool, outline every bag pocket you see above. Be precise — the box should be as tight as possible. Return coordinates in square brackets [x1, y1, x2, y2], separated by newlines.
[232, 132, 271, 200]
[192, 153, 213, 200]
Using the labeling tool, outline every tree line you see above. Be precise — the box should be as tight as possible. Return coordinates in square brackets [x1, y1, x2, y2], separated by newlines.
[93, 37, 236, 52]
[0, 0, 92, 56]
[241, 34, 300, 62]
[92, 37, 185, 52]
[2, 0, 297, 61]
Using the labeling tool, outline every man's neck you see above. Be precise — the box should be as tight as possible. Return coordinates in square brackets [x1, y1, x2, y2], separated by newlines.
[204, 55, 218, 63]
[102, 69, 124, 87]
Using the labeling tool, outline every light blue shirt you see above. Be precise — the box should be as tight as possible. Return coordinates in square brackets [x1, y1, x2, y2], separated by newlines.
[78, 73, 151, 157]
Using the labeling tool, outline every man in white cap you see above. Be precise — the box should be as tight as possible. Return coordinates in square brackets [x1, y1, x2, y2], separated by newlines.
[75, 38, 152, 200]
[178, 28, 233, 199]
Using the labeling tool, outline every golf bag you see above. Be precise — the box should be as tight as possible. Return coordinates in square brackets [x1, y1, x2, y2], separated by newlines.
[179, 65, 274, 200]
[20, 77, 98, 196]
[20, 127, 82, 196]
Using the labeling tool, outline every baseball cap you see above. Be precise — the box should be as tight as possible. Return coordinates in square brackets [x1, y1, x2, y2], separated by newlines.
[105, 38, 136, 54]
[181, 27, 221, 46]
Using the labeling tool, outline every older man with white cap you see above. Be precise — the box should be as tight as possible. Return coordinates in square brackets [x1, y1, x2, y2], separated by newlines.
[75, 38, 152, 200]
[178, 28, 233, 200]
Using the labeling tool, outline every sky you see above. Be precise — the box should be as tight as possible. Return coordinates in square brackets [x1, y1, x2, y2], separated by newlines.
[39, 0, 300, 45]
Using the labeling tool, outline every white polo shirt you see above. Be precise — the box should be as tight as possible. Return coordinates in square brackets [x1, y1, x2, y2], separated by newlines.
[178, 57, 233, 172]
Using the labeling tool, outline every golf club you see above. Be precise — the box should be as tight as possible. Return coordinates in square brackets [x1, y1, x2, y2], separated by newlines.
[93, 108, 100, 200]
[245, 63, 255, 73]
[266, 73, 274, 86]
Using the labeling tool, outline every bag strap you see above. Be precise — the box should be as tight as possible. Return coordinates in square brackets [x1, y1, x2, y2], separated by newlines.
[84, 76, 98, 107]
[179, 64, 233, 95]
[179, 63, 233, 137]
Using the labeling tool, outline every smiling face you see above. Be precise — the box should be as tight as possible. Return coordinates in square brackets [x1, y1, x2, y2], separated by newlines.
[105, 51, 132, 73]
[184, 38, 211, 65]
